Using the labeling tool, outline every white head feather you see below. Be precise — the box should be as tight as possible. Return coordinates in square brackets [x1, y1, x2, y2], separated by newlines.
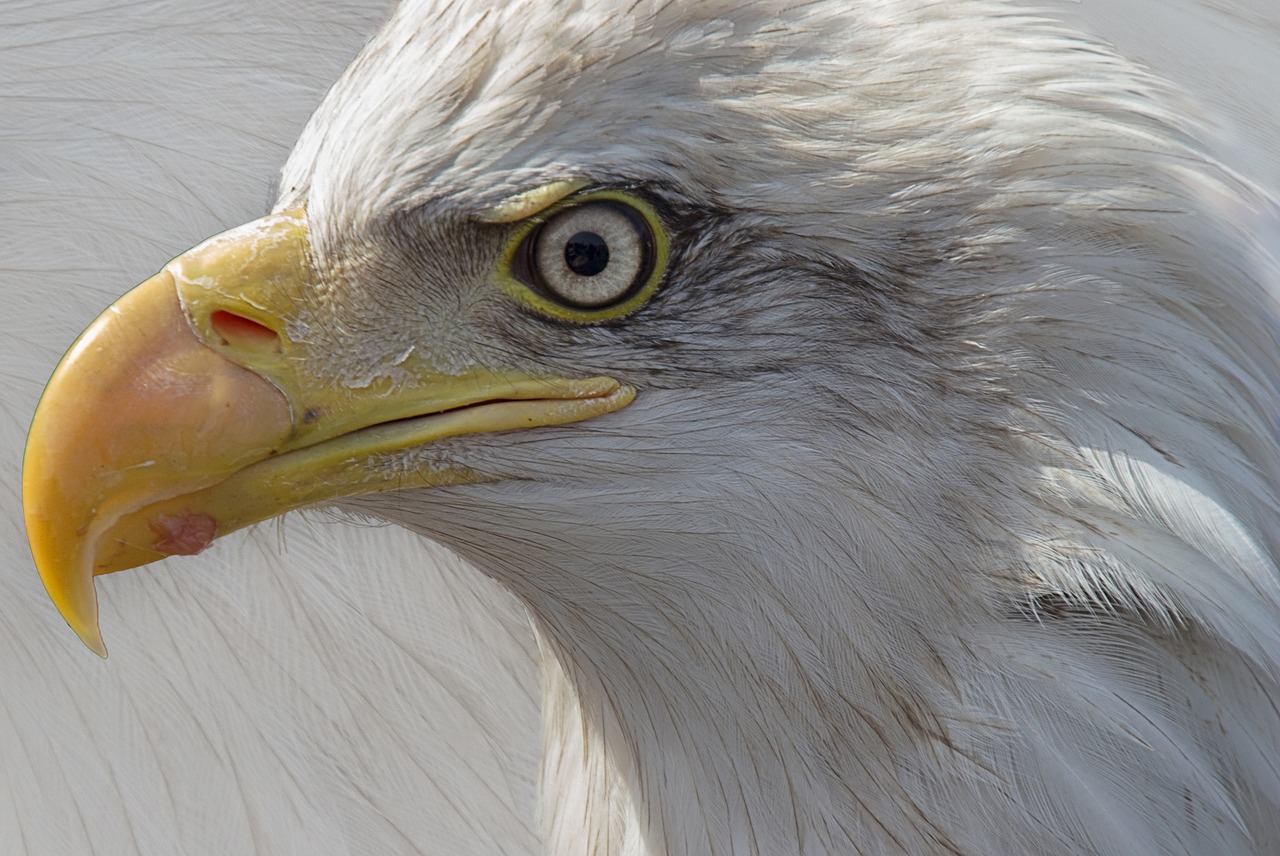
[275, 1, 1280, 853]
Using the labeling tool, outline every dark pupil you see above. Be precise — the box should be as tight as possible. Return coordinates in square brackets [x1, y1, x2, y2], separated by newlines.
[564, 231, 610, 277]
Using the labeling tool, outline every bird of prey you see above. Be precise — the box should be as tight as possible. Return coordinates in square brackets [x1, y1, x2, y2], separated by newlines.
[10, 0, 1280, 854]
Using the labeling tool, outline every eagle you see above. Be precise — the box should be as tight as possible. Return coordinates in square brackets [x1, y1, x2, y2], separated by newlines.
[12, 0, 1280, 854]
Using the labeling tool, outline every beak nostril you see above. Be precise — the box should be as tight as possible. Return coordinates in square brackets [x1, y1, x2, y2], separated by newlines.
[209, 310, 282, 355]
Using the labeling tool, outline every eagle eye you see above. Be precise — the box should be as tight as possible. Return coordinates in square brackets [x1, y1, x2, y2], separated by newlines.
[498, 190, 668, 322]
[530, 201, 649, 308]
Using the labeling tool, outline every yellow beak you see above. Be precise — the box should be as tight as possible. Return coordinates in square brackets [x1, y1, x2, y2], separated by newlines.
[23, 210, 633, 656]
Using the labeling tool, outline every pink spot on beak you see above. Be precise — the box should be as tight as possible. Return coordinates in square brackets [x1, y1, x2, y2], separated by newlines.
[150, 512, 218, 556]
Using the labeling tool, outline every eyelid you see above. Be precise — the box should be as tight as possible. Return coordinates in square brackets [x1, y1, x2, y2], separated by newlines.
[477, 179, 590, 224]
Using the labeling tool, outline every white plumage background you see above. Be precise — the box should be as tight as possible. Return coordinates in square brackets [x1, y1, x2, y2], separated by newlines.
[1, 1, 1278, 854]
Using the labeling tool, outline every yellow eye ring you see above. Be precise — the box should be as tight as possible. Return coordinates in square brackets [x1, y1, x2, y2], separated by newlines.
[493, 189, 669, 323]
